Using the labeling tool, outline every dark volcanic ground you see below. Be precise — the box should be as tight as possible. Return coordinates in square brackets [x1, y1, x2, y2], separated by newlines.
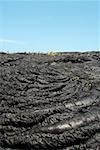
[0, 52, 100, 150]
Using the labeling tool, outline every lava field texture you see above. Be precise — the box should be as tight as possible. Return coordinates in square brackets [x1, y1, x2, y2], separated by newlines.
[0, 52, 100, 150]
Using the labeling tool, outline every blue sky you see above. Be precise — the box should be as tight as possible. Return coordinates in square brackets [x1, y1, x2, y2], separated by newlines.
[0, 0, 100, 52]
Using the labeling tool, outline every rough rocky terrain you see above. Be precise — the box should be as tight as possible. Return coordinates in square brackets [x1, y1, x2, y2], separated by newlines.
[0, 52, 100, 150]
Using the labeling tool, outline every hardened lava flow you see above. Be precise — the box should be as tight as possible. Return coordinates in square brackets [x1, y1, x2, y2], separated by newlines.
[0, 52, 100, 150]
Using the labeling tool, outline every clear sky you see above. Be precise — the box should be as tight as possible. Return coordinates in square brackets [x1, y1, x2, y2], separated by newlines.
[0, 0, 100, 53]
